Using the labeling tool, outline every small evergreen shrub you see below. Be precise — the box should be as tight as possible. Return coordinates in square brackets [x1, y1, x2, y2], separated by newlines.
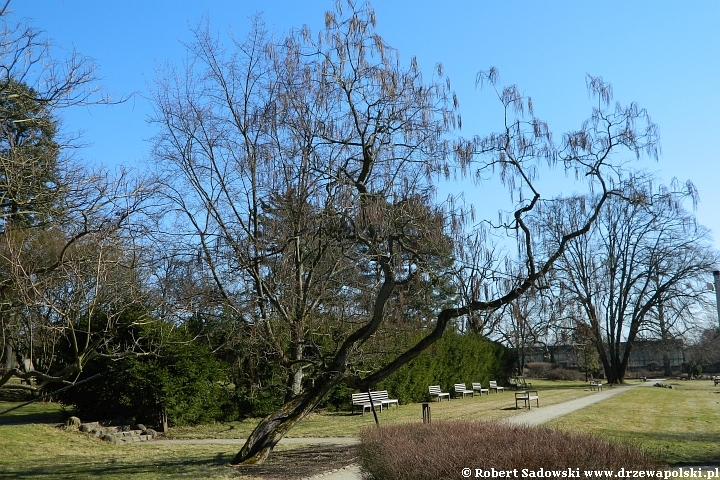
[545, 367, 583, 381]
[359, 421, 661, 480]
[526, 362, 583, 380]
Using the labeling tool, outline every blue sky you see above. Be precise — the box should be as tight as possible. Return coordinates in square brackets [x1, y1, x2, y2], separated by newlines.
[13, 1, 720, 255]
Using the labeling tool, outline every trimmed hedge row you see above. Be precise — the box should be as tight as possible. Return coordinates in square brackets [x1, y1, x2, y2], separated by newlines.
[376, 332, 514, 404]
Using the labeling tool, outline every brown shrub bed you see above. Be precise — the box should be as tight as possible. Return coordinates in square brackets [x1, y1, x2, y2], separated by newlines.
[358, 421, 661, 480]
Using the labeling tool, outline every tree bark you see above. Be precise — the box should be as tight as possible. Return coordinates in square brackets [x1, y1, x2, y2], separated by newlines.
[3, 338, 14, 371]
[230, 374, 343, 465]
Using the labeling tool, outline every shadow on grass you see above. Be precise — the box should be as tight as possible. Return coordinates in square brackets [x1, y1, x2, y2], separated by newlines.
[0, 444, 358, 480]
[0, 402, 66, 426]
[313, 411, 361, 417]
[0, 455, 232, 480]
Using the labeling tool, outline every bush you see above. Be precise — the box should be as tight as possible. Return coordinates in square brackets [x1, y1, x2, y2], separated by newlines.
[375, 332, 513, 404]
[525, 362, 553, 378]
[56, 317, 237, 427]
[358, 421, 660, 479]
[525, 362, 583, 380]
[546, 367, 583, 381]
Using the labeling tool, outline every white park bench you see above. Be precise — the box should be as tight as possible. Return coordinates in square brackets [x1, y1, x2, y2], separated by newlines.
[471, 382, 489, 395]
[590, 380, 603, 391]
[370, 390, 399, 410]
[453, 383, 474, 399]
[428, 385, 450, 401]
[351, 392, 378, 415]
[515, 390, 540, 410]
[489, 381, 504, 393]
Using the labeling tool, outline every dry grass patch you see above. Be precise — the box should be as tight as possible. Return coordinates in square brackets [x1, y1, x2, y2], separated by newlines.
[359, 421, 660, 480]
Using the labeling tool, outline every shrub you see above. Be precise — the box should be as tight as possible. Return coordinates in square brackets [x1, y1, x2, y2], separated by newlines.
[358, 421, 660, 480]
[525, 362, 553, 378]
[525, 362, 583, 380]
[375, 332, 513, 404]
[56, 317, 237, 427]
[546, 367, 583, 381]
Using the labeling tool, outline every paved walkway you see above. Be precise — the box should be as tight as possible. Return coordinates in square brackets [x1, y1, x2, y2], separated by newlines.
[150, 436, 359, 446]
[502, 380, 655, 426]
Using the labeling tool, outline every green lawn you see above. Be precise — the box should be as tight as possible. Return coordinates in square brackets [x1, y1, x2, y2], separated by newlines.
[548, 379, 720, 465]
[164, 379, 592, 439]
[2, 379, 719, 478]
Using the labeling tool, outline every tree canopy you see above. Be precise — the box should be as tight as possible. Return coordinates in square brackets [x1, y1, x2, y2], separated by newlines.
[149, 2, 663, 464]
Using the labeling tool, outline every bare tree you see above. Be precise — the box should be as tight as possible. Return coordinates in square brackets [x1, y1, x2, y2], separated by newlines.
[544, 182, 718, 384]
[0, 1, 151, 393]
[0, 167, 153, 393]
[487, 291, 554, 373]
[151, 3, 659, 464]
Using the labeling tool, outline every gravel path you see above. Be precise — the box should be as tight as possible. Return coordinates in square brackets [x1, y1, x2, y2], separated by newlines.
[502, 379, 657, 426]
[149, 436, 359, 446]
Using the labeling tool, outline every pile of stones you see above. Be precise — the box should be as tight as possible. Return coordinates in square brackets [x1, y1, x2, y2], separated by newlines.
[653, 382, 674, 389]
[64, 417, 158, 444]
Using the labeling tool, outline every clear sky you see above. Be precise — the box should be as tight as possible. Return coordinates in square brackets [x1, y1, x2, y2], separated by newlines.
[12, 1, 720, 256]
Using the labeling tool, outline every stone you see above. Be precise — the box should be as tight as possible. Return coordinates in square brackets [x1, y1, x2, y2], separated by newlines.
[79, 424, 92, 433]
[65, 416, 81, 429]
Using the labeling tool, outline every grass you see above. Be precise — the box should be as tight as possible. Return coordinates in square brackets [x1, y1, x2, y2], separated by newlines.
[165, 379, 593, 439]
[2, 379, 719, 478]
[548, 379, 720, 465]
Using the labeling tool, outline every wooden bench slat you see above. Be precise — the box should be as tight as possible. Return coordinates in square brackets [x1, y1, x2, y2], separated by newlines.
[453, 383, 474, 399]
[428, 385, 450, 401]
[471, 382, 489, 395]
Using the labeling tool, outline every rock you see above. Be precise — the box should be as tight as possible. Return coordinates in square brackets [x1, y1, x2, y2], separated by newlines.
[65, 416, 81, 429]
[79, 422, 99, 433]
[135, 423, 146, 431]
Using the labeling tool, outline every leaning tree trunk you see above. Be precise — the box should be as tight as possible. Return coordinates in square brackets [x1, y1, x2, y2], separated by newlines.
[231, 373, 345, 465]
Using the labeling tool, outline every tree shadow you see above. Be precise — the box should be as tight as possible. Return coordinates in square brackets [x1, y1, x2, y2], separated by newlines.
[0, 402, 66, 426]
[0, 455, 231, 480]
[0, 444, 358, 480]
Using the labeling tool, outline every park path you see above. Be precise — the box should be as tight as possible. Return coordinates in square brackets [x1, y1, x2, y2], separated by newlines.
[502, 379, 657, 426]
[146, 381, 657, 480]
